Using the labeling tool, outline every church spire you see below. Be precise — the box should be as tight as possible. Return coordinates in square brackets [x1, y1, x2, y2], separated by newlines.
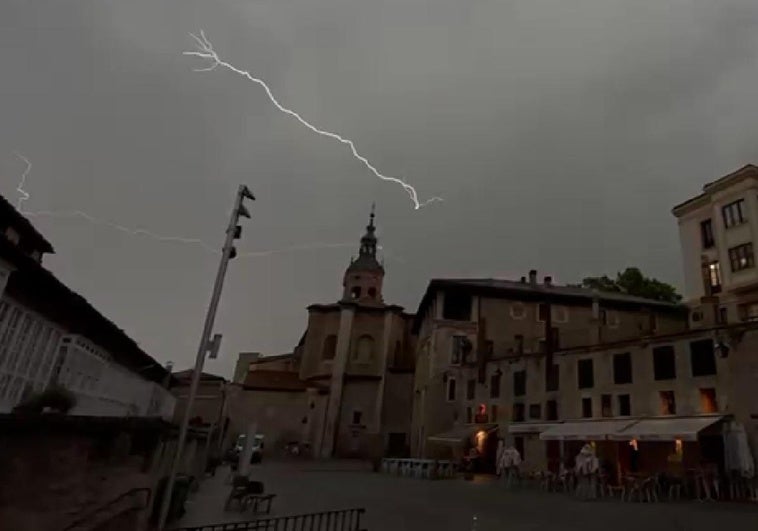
[358, 203, 378, 258]
[343, 204, 384, 302]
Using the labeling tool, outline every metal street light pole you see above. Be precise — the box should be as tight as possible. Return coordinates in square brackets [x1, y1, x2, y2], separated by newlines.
[158, 184, 255, 530]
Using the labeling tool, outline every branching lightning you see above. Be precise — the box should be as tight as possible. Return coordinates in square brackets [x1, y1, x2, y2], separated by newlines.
[24, 209, 356, 259]
[14, 152, 31, 211]
[183, 30, 443, 210]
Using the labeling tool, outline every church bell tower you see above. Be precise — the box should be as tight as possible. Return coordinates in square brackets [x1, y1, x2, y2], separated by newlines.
[342, 205, 384, 303]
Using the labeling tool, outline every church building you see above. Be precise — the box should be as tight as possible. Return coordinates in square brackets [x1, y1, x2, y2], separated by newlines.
[229, 208, 416, 459]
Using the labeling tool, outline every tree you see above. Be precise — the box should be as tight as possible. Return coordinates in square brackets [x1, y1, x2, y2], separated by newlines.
[12, 386, 76, 415]
[575, 267, 682, 303]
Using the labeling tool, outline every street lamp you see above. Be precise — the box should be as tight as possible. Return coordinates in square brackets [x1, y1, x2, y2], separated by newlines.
[157, 185, 255, 530]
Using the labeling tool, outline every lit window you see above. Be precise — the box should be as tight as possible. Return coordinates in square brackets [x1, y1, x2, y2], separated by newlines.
[708, 262, 721, 293]
[728, 243, 754, 272]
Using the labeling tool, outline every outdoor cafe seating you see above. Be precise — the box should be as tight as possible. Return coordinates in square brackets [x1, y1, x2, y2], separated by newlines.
[380, 458, 457, 479]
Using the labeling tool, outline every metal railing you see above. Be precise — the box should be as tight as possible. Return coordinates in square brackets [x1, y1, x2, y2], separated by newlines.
[61, 487, 151, 531]
[173, 508, 366, 531]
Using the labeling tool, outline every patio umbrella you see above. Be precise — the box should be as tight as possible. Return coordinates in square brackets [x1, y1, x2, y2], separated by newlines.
[726, 423, 755, 479]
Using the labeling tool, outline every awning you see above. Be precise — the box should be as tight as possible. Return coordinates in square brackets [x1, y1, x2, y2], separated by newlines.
[427, 424, 497, 444]
[539, 419, 636, 441]
[508, 422, 561, 435]
[609, 416, 725, 442]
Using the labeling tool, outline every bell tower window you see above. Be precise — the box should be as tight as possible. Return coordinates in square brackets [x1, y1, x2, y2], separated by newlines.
[351, 287, 361, 299]
[368, 287, 377, 299]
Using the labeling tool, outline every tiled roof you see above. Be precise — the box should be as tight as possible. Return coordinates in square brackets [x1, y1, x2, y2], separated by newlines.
[432, 278, 681, 308]
[412, 277, 685, 333]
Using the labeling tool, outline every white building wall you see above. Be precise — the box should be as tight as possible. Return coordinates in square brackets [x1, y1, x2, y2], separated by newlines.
[0, 296, 174, 419]
[0, 296, 65, 412]
[53, 335, 175, 419]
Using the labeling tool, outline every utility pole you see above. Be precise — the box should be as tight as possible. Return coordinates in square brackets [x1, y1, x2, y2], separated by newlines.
[158, 185, 255, 530]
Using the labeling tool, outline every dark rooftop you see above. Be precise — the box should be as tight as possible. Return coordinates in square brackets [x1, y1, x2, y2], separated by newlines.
[0, 193, 54, 255]
[413, 277, 685, 332]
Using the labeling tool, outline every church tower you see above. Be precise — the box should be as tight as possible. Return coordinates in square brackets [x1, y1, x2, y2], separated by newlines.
[342, 205, 384, 303]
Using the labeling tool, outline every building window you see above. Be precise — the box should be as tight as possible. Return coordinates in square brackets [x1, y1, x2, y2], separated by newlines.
[581, 397, 592, 418]
[613, 352, 633, 384]
[729, 243, 754, 272]
[490, 372, 501, 398]
[618, 394, 631, 416]
[510, 303, 526, 319]
[443, 291, 472, 321]
[718, 307, 728, 324]
[600, 309, 620, 328]
[722, 199, 746, 228]
[699, 388, 718, 413]
[352, 410, 363, 425]
[690, 339, 717, 376]
[321, 335, 337, 360]
[537, 303, 549, 322]
[466, 379, 476, 400]
[466, 406, 473, 423]
[513, 370, 526, 397]
[351, 286, 361, 299]
[368, 287, 377, 299]
[512, 403, 525, 422]
[491, 404, 498, 422]
[529, 404, 542, 420]
[601, 394, 612, 417]
[451, 336, 467, 365]
[446, 378, 456, 401]
[577, 359, 594, 389]
[545, 364, 559, 392]
[708, 262, 722, 294]
[546, 400, 558, 421]
[653, 345, 676, 380]
[553, 306, 569, 323]
[701, 219, 715, 249]
[354, 335, 375, 363]
[514, 334, 524, 354]
[659, 391, 676, 415]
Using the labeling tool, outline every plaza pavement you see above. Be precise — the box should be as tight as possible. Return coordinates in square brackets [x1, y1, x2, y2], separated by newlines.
[176, 460, 758, 531]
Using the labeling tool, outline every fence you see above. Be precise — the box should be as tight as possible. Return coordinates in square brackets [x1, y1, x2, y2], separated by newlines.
[174, 508, 366, 531]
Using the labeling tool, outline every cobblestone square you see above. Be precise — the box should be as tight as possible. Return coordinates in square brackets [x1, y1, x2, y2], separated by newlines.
[178, 462, 758, 531]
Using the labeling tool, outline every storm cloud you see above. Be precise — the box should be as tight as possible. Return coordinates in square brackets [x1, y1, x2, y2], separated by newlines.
[3, 0, 758, 376]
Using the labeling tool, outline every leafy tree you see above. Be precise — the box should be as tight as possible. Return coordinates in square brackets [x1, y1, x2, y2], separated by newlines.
[12, 386, 76, 414]
[575, 267, 682, 303]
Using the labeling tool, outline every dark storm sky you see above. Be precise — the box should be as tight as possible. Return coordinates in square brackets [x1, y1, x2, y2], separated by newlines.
[2, 1, 758, 377]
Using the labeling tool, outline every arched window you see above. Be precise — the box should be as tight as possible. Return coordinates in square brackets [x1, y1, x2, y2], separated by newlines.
[322, 335, 337, 360]
[368, 287, 377, 299]
[354, 335, 375, 363]
[351, 286, 361, 299]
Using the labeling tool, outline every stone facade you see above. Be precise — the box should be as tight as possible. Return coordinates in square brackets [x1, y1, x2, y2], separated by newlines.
[228, 209, 416, 460]
[410, 276, 690, 460]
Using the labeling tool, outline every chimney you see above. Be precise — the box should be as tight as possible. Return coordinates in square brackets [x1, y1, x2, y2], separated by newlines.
[520, 276, 526, 284]
[544, 276, 552, 287]
[528, 270, 537, 285]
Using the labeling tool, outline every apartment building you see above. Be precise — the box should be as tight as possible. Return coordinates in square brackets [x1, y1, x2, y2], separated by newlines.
[409, 273, 688, 462]
[0, 193, 174, 418]
[673, 164, 758, 325]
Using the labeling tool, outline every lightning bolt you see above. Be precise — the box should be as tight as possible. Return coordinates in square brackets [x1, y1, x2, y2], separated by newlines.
[183, 30, 443, 210]
[24, 209, 357, 259]
[14, 152, 31, 211]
